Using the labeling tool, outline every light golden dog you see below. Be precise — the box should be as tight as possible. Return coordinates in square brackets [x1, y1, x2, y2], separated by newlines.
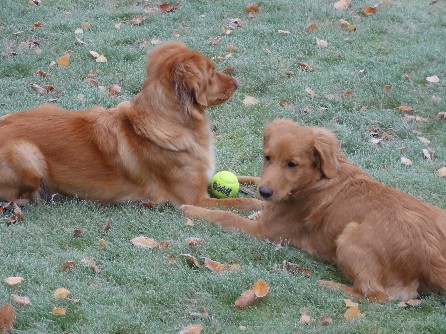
[0, 42, 261, 211]
[182, 119, 446, 301]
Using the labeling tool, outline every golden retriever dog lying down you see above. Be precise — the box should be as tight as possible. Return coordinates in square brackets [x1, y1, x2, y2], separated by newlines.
[182, 118, 446, 302]
[0, 42, 261, 211]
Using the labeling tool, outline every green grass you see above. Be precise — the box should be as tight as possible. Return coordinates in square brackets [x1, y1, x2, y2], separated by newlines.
[1, 0, 446, 333]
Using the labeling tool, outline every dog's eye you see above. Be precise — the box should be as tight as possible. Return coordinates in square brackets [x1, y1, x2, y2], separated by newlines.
[264, 155, 271, 162]
[287, 161, 297, 168]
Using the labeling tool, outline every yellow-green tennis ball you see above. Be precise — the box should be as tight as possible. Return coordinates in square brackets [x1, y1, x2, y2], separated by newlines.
[210, 171, 239, 198]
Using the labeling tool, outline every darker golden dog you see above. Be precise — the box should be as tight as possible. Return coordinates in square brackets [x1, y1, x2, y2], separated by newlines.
[0, 42, 261, 211]
[182, 119, 446, 301]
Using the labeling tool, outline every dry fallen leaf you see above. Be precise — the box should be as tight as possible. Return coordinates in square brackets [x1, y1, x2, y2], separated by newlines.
[417, 137, 430, 145]
[167, 255, 175, 264]
[422, 148, 434, 160]
[204, 258, 241, 273]
[180, 254, 201, 268]
[304, 23, 318, 32]
[57, 55, 70, 67]
[252, 279, 269, 297]
[54, 288, 71, 299]
[0, 304, 15, 333]
[401, 157, 413, 166]
[305, 87, 317, 97]
[185, 237, 202, 247]
[384, 84, 392, 91]
[243, 95, 258, 106]
[95, 54, 107, 63]
[437, 112, 446, 120]
[245, 5, 260, 13]
[99, 239, 107, 249]
[129, 15, 145, 25]
[340, 19, 356, 31]
[398, 299, 422, 308]
[131, 236, 159, 249]
[426, 75, 440, 83]
[4, 277, 24, 286]
[299, 314, 312, 324]
[334, 0, 351, 10]
[31, 83, 46, 94]
[73, 229, 83, 238]
[299, 63, 314, 71]
[362, 6, 377, 15]
[179, 324, 204, 334]
[51, 307, 66, 316]
[81, 257, 101, 273]
[344, 306, 362, 321]
[209, 36, 221, 45]
[235, 289, 257, 309]
[396, 105, 413, 112]
[320, 315, 333, 325]
[11, 295, 31, 306]
[102, 218, 112, 234]
[159, 2, 180, 13]
[61, 261, 76, 271]
[436, 167, 446, 177]
[108, 84, 122, 96]
[81, 21, 91, 30]
[344, 299, 359, 308]
[185, 218, 195, 227]
[316, 37, 328, 48]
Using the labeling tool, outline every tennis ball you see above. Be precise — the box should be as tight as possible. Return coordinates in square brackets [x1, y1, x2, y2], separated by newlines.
[209, 171, 239, 198]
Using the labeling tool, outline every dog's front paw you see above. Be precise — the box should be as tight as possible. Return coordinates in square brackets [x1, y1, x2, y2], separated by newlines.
[179, 204, 199, 218]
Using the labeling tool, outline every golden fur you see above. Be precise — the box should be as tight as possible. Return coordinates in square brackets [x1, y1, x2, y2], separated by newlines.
[182, 119, 446, 301]
[0, 42, 261, 211]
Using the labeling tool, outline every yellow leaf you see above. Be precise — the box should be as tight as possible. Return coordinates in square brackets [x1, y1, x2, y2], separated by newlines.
[57, 55, 70, 67]
[251, 279, 269, 297]
[185, 218, 195, 227]
[4, 277, 24, 286]
[344, 306, 362, 321]
[81, 21, 91, 29]
[53, 288, 71, 299]
[61, 261, 76, 271]
[204, 258, 241, 273]
[51, 307, 66, 316]
[344, 299, 359, 308]
[304, 23, 318, 32]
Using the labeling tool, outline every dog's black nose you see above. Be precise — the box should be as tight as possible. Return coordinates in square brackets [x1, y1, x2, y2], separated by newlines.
[259, 185, 274, 199]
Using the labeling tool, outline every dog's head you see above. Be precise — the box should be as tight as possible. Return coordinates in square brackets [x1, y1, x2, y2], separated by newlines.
[258, 119, 340, 202]
[143, 42, 238, 112]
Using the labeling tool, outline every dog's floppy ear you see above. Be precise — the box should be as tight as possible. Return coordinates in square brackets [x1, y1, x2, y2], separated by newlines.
[312, 127, 340, 178]
[175, 60, 208, 109]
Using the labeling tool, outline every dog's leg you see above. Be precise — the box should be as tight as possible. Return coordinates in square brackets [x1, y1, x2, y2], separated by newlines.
[181, 205, 266, 238]
[335, 222, 388, 302]
[238, 176, 260, 185]
[197, 197, 263, 212]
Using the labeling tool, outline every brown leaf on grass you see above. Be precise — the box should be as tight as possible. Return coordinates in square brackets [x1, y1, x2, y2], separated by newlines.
[180, 254, 200, 268]
[341, 90, 354, 98]
[344, 305, 362, 321]
[108, 84, 122, 96]
[334, 0, 351, 10]
[185, 237, 202, 247]
[235, 289, 256, 309]
[344, 299, 359, 308]
[299, 314, 312, 324]
[422, 148, 434, 161]
[209, 36, 221, 45]
[398, 299, 422, 308]
[73, 229, 83, 238]
[283, 261, 312, 276]
[159, 2, 180, 13]
[61, 261, 76, 271]
[129, 15, 145, 25]
[4, 277, 24, 286]
[167, 255, 175, 264]
[204, 258, 241, 273]
[51, 307, 66, 316]
[54, 288, 71, 299]
[362, 6, 377, 15]
[437, 112, 446, 120]
[384, 84, 392, 91]
[131, 236, 159, 249]
[81, 257, 101, 274]
[339, 19, 356, 31]
[159, 241, 170, 249]
[299, 63, 314, 71]
[304, 23, 318, 32]
[99, 239, 107, 249]
[0, 304, 15, 333]
[35, 69, 50, 77]
[246, 5, 260, 13]
[320, 315, 333, 325]
[436, 167, 446, 177]
[31, 83, 46, 94]
[81, 22, 91, 30]
[179, 323, 204, 334]
[252, 279, 269, 297]
[396, 105, 413, 112]
[84, 70, 99, 86]
[102, 218, 112, 234]
[11, 295, 31, 306]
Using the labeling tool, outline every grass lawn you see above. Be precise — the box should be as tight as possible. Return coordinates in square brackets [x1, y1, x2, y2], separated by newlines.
[1, 0, 446, 333]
